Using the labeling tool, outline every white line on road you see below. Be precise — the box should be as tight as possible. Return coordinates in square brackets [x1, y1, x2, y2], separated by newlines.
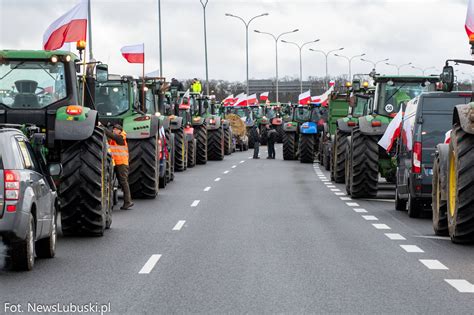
[223, 170, 230, 174]
[353, 208, 368, 213]
[327, 185, 336, 188]
[331, 188, 341, 192]
[215, 178, 221, 182]
[419, 259, 449, 270]
[373, 224, 391, 230]
[324, 182, 331, 185]
[362, 215, 378, 221]
[400, 245, 424, 253]
[232, 165, 237, 168]
[346, 202, 360, 207]
[335, 192, 345, 196]
[385, 233, 406, 240]
[138, 255, 162, 274]
[321, 179, 329, 182]
[240, 160, 245, 163]
[445, 279, 474, 293]
[340, 197, 352, 201]
[413, 235, 451, 241]
[173, 220, 186, 231]
[204, 187, 211, 192]
[248, 157, 252, 159]
[191, 200, 200, 207]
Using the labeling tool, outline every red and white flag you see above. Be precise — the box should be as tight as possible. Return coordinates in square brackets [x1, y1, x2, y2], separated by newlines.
[466, 0, 474, 39]
[234, 94, 248, 106]
[43, 0, 88, 50]
[444, 129, 452, 144]
[311, 85, 334, 107]
[378, 110, 403, 152]
[247, 94, 258, 105]
[223, 94, 234, 106]
[260, 92, 269, 101]
[121, 44, 145, 63]
[298, 90, 311, 105]
[329, 80, 336, 87]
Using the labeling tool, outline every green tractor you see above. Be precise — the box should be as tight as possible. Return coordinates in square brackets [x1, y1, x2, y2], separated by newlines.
[345, 75, 439, 198]
[262, 103, 284, 143]
[224, 104, 255, 149]
[204, 97, 226, 161]
[214, 99, 234, 155]
[0, 50, 113, 236]
[173, 91, 198, 169]
[95, 75, 162, 199]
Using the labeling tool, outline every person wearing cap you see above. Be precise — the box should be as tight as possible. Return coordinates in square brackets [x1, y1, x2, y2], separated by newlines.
[104, 124, 134, 210]
[191, 78, 202, 93]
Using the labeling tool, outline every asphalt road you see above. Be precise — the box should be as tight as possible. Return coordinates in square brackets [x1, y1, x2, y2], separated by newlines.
[2, 143, 474, 313]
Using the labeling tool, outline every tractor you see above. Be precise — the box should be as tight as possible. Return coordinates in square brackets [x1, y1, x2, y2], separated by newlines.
[345, 75, 439, 198]
[0, 49, 113, 236]
[225, 104, 254, 149]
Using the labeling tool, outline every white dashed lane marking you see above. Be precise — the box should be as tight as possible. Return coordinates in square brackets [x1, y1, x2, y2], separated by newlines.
[353, 208, 368, 213]
[223, 170, 230, 174]
[191, 200, 200, 207]
[346, 202, 359, 207]
[327, 185, 336, 188]
[373, 224, 391, 230]
[204, 187, 211, 192]
[445, 279, 474, 293]
[419, 259, 449, 270]
[340, 197, 352, 201]
[335, 192, 345, 196]
[232, 165, 237, 168]
[331, 189, 341, 192]
[400, 245, 424, 253]
[385, 233, 406, 240]
[172, 220, 186, 231]
[362, 215, 378, 221]
[215, 178, 221, 182]
[138, 255, 162, 274]
[240, 160, 245, 163]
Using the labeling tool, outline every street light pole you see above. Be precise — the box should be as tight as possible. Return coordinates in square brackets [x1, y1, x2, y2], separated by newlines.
[385, 62, 412, 75]
[254, 29, 299, 103]
[309, 47, 344, 88]
[412, 66, 436, 75]
[200, 0, 210, 95]
[225, 13, 269, 95]
[334, 53, 365, 80]
[158, 0, 163, 77]
[360, 58, 389, 74]
[281, 39, 320, 93]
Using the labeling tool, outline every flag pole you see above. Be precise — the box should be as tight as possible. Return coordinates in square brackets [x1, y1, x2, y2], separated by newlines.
[142, 44, 146, 113]
[87, 0, 93, 59]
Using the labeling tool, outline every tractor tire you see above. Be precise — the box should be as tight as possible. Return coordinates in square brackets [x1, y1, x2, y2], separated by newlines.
[275, 124, 285, 143]
[60, 127, 110, 236]
[323, 143, 330, 170]
[195, 125, 208, 165]
[349, 128, 378, 198]
[224, 128, 232, 155]
[169, 133, 175, 181]
[447, 125, 474, 243]
[432, 151, 448, 236]
[208, 128, 224, 161]
[128, 136, 159, 199]
[345, 143, 352, 195]
[174, 128, 187, 172]
[299, 134, 315, 164]
[187, 139, 197, 168]
[333, 130, 348, 183]
[283, 132, 297, 160]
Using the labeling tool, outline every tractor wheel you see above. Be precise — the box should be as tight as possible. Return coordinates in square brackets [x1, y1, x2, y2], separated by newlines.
[195, 125, 207, 165]
[275, 124, 285, 143]
[174, 128, 187, 172]
[333, 130, 348, 183]
[283, 132, 297, 160]
[128, 135, 159, 199]
[349, 128, 378, 198]
[60, 127, 110, 236]
[323, 143, 331, 170]
[224, 128, 232, 155]
[208, 128, 224, 161]
[345, 143, 352, 195]
[187, 139, 197, 168]
[432, 151, 448, 236]
[299, 134, 315, 164]
[168, 133, 175, 181]
[447, 125, 474, 243]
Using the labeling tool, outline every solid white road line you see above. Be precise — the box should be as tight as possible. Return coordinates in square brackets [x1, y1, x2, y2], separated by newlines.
[346, 202, 360, 207]
[445, 279, 474, 293]
[215, 178, 221, 182]
[400, 245, 424, 253]
[362, 215, 378, 221]
[191, 200, 200, 207]
[340, 197, 352, 201]
[138, 255, 162, 274]
[223, 170, 230, 174]
[419, 259, 449, 270]
[353, 208, 368, 213]
[385, 233, 406, 240]
[204, 187, 211, 192]
[335, 192, 345, 196]
[373, 224, 391, 230]
[232, 165, 237, 168]
[173, 220, 186, 231]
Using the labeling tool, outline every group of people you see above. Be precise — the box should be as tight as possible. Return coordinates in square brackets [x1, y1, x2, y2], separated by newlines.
[170, 78, 202, 94]
[250, 125, 278, 159]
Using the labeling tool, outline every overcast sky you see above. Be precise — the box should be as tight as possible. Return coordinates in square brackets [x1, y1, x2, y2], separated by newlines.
[0, 0, 472, 82]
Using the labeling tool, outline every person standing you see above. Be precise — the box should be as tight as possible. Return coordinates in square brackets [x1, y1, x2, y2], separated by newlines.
[250, 125, 260, 159]
[105, 124, 134, 210]
[191, 78, 202, 93]
[267, 126, 277, 159]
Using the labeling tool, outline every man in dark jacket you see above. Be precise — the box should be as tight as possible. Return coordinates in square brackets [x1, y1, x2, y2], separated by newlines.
[250, 125, 260, 159]
[267, 125, 277, 159]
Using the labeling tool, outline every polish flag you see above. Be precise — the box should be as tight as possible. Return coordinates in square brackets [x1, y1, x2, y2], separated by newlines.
[466, 0, 474, 39]
[179, 89, 191, 109]
[223, 94, 234, 106]
[247, 94, 258, 105]
[329, 80, 336, 87]
[444, 129, 452, 144]
[378, 110, 403, 152]
[260, 92, 269, 101]
[298, 90, 311, 105]
[311, 85, 334, 107]
[121, 44, 145, 63]
[234, 94, 248, 106]
[43, 0, 88, 51]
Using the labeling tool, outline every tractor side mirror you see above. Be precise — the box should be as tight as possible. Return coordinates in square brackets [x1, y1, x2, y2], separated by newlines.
[441, 65, 454, 92]
[96, 64, 109, 83]
[48, 163, 63, 176]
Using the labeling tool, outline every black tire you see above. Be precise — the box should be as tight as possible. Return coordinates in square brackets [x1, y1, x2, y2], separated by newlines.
[208, 129, 224, 161]
[323, 143, 330, 170]
[333, 130, 348, 183]
[275, 124, 285, 143]
[36, 209, 57, 258]
[128, 136, 159, 199]
[407, 192, 423, 218]
[395, 185, 407, 211]
[345, 143, 352, 195]
[195, 124, 208, 165]
[433, 152, 448, 236]
[168, 133, 175, 181]
[224, 128, 232, 155]
[283, 132, 297, 160]
[349, 128, 378, 198]
[447, 125, 474, 243]
[60, 127, 109, 236]
[174, 128, 187, 172]
[159, 161, 167, 189]
[11, 213, 35, 271]
[187, 139, 197, 168]
[299, 134, 315, 164]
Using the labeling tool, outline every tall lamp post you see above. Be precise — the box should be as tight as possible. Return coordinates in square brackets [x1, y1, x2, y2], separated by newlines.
[412, 65, 436, 75]
[200, 0, 210, 95]
[334, 53, 365, 80]
[254, 28, 299, 103]
[360, 58, 389, 74]
[158, 0, 163, 76]
[225, 13, 269, 95]
[309, 47, 344, 88]
[385, 62, 412, 75]
[281, 39, 320, 93]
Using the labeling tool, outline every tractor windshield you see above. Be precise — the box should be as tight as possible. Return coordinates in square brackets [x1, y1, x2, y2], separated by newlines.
[0, 60, 67, 109]
[377, 82, 431, 116]
[353, 96, 369, 117]
[95, 81, 130, 116]
[295, 107, 311, 121]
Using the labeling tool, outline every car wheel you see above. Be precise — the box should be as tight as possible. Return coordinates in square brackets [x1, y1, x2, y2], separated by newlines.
[36, 208, 57, 258]
[12, 213, 35, 271]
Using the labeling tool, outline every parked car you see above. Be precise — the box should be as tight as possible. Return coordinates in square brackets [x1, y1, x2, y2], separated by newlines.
[395, 91, 472, 217]
[0, 127, 60, 271]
